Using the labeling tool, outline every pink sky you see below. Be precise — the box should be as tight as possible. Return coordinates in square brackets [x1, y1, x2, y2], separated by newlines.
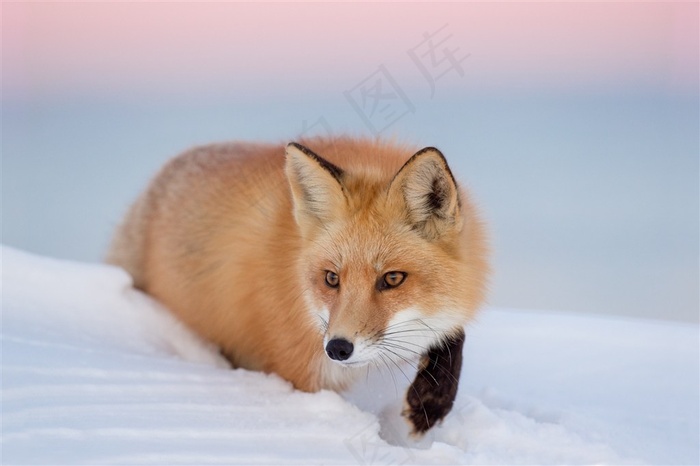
[3, 2, 698, 97]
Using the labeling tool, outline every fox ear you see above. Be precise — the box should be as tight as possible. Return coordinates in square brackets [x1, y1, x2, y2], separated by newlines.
[388, 147, 462, 241]
[285, 142, 347, 234]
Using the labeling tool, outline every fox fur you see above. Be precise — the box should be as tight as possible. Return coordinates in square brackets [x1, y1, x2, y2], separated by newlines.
[107, 137, 489, 433]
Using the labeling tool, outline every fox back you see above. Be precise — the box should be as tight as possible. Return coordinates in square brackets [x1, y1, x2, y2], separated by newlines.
[107, 137, 489, 433]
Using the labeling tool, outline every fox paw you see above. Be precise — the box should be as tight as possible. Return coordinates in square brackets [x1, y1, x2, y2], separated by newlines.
[402, 328, 465, 435]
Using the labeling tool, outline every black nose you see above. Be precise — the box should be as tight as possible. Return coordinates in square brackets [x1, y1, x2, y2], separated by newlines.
[326, 338, 354, 361]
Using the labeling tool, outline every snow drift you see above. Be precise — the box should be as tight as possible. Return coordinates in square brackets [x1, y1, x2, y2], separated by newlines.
[2, 245, 698, 464]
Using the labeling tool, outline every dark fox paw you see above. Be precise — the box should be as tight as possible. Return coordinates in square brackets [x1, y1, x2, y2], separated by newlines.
[402, 328, 465, 435]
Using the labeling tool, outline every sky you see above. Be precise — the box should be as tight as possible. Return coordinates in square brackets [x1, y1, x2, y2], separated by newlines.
[3, 2, 698, 99]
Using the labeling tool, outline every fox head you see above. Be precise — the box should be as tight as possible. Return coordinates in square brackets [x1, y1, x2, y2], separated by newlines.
[285, 141, 488, 370]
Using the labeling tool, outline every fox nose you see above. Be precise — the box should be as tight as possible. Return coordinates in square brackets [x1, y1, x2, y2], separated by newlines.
[326, 338, 354, 361]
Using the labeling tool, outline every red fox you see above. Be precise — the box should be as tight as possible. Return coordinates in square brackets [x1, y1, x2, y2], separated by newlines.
[107, 137, 489, 434]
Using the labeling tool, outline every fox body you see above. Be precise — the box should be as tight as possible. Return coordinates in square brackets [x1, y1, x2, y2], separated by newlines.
[107, 137, 488, 433]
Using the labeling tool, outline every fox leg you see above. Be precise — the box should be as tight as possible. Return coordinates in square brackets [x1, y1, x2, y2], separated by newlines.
[402, 328, 465, 435]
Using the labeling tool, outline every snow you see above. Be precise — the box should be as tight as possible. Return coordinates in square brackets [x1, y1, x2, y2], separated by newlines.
[2, 245, 698, 465]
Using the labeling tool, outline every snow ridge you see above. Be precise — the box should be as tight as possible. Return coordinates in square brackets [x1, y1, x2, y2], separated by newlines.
[2, 246, 697, 464]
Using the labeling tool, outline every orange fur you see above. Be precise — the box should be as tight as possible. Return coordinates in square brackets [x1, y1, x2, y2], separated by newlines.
[107, 137, 489, 392]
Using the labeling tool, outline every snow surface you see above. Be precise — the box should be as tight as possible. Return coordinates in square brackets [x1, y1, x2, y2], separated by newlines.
[2, 245, 698, 465]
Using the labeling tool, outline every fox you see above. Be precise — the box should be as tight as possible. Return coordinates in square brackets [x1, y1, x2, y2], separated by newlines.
[107, 137, 489, 434]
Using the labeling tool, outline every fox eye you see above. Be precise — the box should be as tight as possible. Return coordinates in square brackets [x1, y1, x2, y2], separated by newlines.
[380, 271, 407, 290]
[325, 271, 340, 288]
